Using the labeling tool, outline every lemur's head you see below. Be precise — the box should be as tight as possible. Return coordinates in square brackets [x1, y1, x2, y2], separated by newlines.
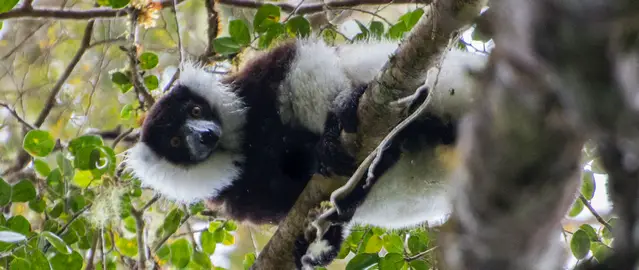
[124, 62, 246, 203]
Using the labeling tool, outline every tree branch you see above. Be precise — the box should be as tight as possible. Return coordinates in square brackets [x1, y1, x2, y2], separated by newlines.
[0, 102, 35, 130]
[0, 0, 183, 20]
[253, 0, 485, 268]
[217, 0, 432, 15]
[579, 194, 613, 233]
[126, 9, 155, 109]
[200, 0, 221, 63]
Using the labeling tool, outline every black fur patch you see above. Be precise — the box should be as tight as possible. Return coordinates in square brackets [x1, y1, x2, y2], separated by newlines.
[299, 224, 345, 268]
[207, 41, 325, 224]
[316, 112, 357, 177]
[141, 85, 222, 166]
[337, 84, 368, 134]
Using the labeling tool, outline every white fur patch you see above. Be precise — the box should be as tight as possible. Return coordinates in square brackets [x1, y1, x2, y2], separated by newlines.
[337, 39, 399, 85]
[307, 239, 333, 257]
[351, 149, 452, 229]
[278, 39, 353, 133]
[124, 62, 248, 203]
[124, 143, 244, 203]
[179, 61, 247, 151]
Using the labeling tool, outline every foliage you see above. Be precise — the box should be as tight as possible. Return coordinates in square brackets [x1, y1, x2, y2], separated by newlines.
[0, 0, 614, 269]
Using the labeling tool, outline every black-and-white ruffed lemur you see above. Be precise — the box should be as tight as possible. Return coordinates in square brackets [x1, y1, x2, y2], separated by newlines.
[124, 38, 487, 268]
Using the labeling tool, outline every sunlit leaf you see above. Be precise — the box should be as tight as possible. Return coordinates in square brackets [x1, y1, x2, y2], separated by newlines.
[387, 23, 407, 40]
[581, 170, 596, 200]
[41, 231, 72, 254]
[224, 221, 237, 231]
[33, 159, 51, 177]
[120, 104, 134, 120]
[570, 229, 590, 259]
[144, 75, 159, 90]
[139, 52, 159, 70]
[254, 4, 281, 33]
[222, 230, 235, 245]
[243, 252, 256, 270]
[193, 251, 212, 268]
[591, 242, 613, 262]
[383, 234, 404, 254]
[258, 23, 285, 49]
[115, 237, 138, 257]
[0, 0, 19, 13]
[364, 235, 383, 253]
[568, 198, 584, 217]
[170, 239, 192, 268]
[23, 130, 55, 157]
[200, 230, 217, 254]
[399, 9, 424, 30]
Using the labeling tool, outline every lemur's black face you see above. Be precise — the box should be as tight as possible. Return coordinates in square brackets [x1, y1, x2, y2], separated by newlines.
[141, 85, 222, 166]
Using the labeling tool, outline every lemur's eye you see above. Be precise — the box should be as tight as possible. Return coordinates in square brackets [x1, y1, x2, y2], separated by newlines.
[170, 137, 181, 147]
[191, 106, 202, 118]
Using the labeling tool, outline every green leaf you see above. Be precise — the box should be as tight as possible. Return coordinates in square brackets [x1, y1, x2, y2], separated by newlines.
[124, 216, 137, 233]
[162, 208, 184, 235]
[258, 23, 285, 49]
[48, 201, 64, 218]
[355, 20, 369, 36]
[157, 244, 171, 260]
[119, 83, 133, 94]
[409, 260, 430, 270]
[23, 130, 55, 157]
[364, 235, 383, 253]
[200, 231, 217, 254]
[9, 258, 31, 270]
[322, 28, 337, 45]
[591, 242, 613, 263]
[144, 75, 159, 91]
[0, 0, 19, 13]
[7, 216, 30, 237]
[222, 230, 235, 245]
[407, 233, 428, 254]
[346, 253, 379, 270]
[0, 177, 11, 206]
[12, 180, 36, 202]
[110, 71, 130, 85]
[568, 198, 584, 217]
[253, 4, 281, 33]
[213, 37, 242, 56]
[193, 251, 212, 268]
[243, 252, 256, 270]
[108, 0, 129, 8]
[399, 9, 424, 30]
[120, 104, 134, 120]
[370, 21, 384, 39]
[41, 231, 71, 254]
[581, 170, 596, 200]
[56, 153, 74, 180]
[49, 251, 83, 270]
[387, 23, 407, 40]
[170, 239, 192, 268]
[139, 52, 159, 70]
[0, 231, 26, 243]
[189, 202, 205, 214]
[212, 228, 225, 243]
[285, 16, 311, 38]
[229, 20, 251, 45]
[602, 218, 616, 240]
[383, 234, 404, 254]
[31, 249, 52, 270]
[379, 253, 405, 270]
[471, 27, 491, 42]
[28, 197, 46, 213]
[46, 169, 63, 195]
[68, 135, 103, 155]
[208, 221, 223, 232]
[570, 229, 591, 259]
[224, 221, 238, 231]
[579, 224, 598, 241]
[33, 159, 51, 177]
[337, 241, 350, 259]
[115, 237, 137, 257]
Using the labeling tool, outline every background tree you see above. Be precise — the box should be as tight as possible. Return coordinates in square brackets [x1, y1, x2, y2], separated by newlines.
[0, 0, 623, 269]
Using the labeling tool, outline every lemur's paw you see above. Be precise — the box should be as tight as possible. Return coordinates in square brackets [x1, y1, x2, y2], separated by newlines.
[300, 224, 344, 269]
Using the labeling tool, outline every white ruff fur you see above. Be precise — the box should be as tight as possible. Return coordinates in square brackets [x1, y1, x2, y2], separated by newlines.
[279, 39, 353, 134]
[124, 62, 247, 203]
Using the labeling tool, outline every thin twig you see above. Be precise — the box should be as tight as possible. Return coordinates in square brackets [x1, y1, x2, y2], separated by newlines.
[200, 0, 220, 63]
[0, 102, 35, 130]
[0, 0, 184, 20]
[152, 213, 192, 252]
[126, 9, 155, 109]
[88, 38, 128, 49]
[579, 194, 614, 233]
[340, 7, 392, 25]
[112, 128, 135, 148]
[130, 195, 160, 270]
[405, 246, 438, 262]
[217, 0, 432, 15]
